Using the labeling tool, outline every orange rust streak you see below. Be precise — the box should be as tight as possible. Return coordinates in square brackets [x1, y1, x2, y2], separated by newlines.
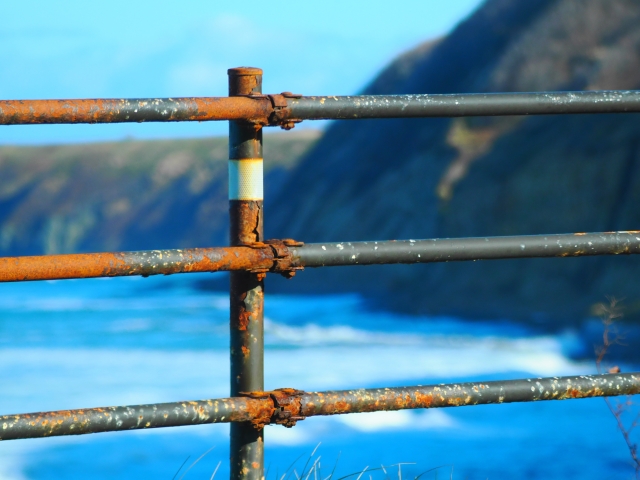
[237, 310, 251, 331]
[0, 246, 276, 282]
[244, 398, 275, 430]
[414, 392, 434, 408]
[327, 401, 351, 414]
[0, 97, 274, 125]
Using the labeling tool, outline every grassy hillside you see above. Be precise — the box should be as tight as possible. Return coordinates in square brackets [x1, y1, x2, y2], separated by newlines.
[0, 130, 319, 255]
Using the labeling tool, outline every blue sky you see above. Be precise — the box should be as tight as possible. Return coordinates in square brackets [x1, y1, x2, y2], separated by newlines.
[0, 0, 484, 144]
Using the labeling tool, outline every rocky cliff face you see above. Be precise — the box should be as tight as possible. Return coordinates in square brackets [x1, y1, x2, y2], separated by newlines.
[267, 0, 640, 327]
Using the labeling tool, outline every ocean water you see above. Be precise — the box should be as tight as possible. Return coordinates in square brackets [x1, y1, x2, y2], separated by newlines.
[0, 273, 636, 479]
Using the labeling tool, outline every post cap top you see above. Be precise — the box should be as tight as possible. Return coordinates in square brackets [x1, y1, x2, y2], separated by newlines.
[228, 67, 263, 76]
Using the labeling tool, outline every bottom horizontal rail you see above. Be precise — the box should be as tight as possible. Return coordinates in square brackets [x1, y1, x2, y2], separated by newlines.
[1, 373, 638, 441]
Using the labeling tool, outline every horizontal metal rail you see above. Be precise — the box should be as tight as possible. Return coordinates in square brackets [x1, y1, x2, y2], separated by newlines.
[0, 97, 273, 125]
[0, 231, 638, 282]
[2, 90, 640, 126]
[0, 245, 287, 282]
[1, 373, 637, 440]
[291, 231, 640, 267]
[286, 91, 640, 120]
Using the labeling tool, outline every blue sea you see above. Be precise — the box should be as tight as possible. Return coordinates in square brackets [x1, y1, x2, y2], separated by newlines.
[0, 273, 637, 479]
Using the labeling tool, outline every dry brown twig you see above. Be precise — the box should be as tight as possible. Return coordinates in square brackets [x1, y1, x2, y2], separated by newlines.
[594, 297, 640, 477]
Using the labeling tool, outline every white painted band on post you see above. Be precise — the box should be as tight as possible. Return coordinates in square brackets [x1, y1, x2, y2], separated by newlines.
[228, 159, 263, 200]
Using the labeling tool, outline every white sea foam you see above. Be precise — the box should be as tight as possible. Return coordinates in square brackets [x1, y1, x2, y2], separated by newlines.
[334, 409, 456, 432]
[0, 295, 229, 313]
[0, 334, 588, 416]
[0, 280, 601, 476]
[265, 319, 426, 346]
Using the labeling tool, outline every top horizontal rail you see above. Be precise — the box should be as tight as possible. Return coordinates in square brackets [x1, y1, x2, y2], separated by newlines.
[0, 97, 274, 125]
[286, 90, 640, 120]
[1, 90, 640, 126]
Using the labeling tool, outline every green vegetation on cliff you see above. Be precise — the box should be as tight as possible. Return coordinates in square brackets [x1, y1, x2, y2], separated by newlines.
[0, 131, 319, 256]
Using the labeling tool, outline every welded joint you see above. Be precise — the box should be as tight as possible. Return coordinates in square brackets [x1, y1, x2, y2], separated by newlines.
[248, 239, 304, 279]
[240, 388, 306, 429]
[241, 92, 302, 129]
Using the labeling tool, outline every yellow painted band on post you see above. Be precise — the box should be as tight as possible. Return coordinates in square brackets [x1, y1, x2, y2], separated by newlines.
[228, 158, 263, 200]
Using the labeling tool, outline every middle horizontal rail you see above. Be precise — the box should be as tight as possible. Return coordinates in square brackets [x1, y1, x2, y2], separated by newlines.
[0, 231, 639, 282]
[291, 231, 640, 267]
[0, 246, 279, 282]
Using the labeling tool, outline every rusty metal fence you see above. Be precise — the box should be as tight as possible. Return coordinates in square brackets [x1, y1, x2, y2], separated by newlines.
[1, 67, 640, 479]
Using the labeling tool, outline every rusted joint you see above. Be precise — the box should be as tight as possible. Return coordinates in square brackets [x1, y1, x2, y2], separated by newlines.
[248, 239, 304, 278]
[270, 388, 305, 427]
[232, 92, 301, 129]
[240, 388, 306, 429]
[268, 93, 302, 130]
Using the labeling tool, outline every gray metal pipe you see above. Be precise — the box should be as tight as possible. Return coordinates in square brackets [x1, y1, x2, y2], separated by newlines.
[2, 90, 640, 126]
[228, 66, 265, 480]
[298, 373, 640, 416]
[0, 397, 264, 440]
[1, 373, 637, 441]
[290, 232, 640, 268]
[287, 91, 640, 120]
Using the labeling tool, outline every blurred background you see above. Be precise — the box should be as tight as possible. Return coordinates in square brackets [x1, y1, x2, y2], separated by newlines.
[0, 0, 482, 144]
[1, 0, 640, 478]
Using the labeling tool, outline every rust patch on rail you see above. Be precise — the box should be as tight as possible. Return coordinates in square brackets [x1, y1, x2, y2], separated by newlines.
[0, 97, 278, 126]
[414, 391, 434, 408]
[559, 386, 604, 399]
[237, 308, 251, 332]
[0, 243, 296, 283]
[269, 388, 305, 427]
[243, 396, 276, 430]
[240, 388, 306, 429]
[330, 400, 352, 414]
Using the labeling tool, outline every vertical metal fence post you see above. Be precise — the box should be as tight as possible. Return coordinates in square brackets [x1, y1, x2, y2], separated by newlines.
[228, 67, 265, 480]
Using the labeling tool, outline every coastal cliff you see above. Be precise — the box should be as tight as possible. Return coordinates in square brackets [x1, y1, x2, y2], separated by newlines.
[267, 0, 640, 327]
[3, 0, 640, 329]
